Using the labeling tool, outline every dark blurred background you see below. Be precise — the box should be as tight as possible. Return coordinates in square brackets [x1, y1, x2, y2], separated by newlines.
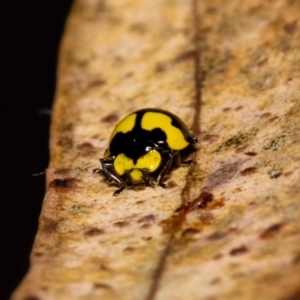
[2, 1, 72, 299]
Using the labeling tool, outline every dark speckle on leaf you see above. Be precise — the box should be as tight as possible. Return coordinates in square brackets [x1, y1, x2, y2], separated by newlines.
[88, 79, 106, 88]
[260, 223, 284, 239]
[76, 142, 97, 156]
[155, 62, 167, 73]
[113, 221, 129, 227]
[270, 172, 282, 179]
[135, 200, 145, 205]
[101, 113, 119, 123]
[123, 247, 135, 252]
[49, 177, 79, 189]
[93, 282, 112, 290]
[140, 223, 151, 229]
[124, 71, 134, 78]
[84, 228, 105, 237]
[207, 231, 227, 241]
[137, 214, 156, 223]
[240, 167, 257, 176]
[209, 163, 239, 187]
[235, 145, 248, 153]
[229, 245, 249, 256]
[129, 22, 147, 34]
[235, 106, 243, 111]
[57, 136, 73, 148]
[257, 58, 268, 67]
[181, 228, 200, 237]
[283, 20, 298, 35]
[167, 180, 178, 188]
[212, 253, 223, 260]
[244, 151, 257, 156]
[23, 296, 41, 300]
[260, 112, 272, 118]
[41, 217, 58, 235]
[210, 278, 221, 285]
[174, 50, 196, 63]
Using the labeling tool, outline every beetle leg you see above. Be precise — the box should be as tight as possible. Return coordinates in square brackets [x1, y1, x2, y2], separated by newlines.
[93, 168, 104, 175]
[93, 167, 112, 183]
[100, 158, 127, 196]
[140, 169, 151, 188]
[155, 151, 176, 188]
[174, 152, 196, 167]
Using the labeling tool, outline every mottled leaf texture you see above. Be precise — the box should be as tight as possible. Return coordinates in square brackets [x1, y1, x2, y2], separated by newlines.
[12, 0, 300, 300]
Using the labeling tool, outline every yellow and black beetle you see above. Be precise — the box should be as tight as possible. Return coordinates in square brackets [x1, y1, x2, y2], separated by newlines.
[94, 108, 198, 195]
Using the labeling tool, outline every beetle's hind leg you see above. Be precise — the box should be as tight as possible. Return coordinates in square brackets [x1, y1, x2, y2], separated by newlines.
[174, 151, 196, 167]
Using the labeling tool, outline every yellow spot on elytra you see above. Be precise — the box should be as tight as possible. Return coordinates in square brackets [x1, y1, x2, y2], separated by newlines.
[142, 112, 189, 150]
[109, 113, 137, 143]
[114, 151, 162, 182]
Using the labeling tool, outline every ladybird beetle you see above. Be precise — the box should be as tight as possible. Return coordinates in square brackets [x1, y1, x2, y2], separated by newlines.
[94, 108, 198, 195]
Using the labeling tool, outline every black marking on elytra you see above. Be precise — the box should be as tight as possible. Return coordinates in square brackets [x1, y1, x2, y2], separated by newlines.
[110, 128, 167, 164]
[110, 109, 168, 163]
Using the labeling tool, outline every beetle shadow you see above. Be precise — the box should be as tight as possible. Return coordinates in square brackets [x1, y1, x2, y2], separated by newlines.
[160, 145, 198, 184]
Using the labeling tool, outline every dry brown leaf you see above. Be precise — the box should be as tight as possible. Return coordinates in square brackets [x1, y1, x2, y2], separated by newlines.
[12, 0, 300, 299]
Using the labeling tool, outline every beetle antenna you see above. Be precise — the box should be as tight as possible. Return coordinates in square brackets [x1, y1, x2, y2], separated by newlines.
[31, 170, 46, 177]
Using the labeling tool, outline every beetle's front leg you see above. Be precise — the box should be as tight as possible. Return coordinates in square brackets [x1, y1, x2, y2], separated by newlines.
[95, 158, 127, 196]
[154, 151, 176, 188]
